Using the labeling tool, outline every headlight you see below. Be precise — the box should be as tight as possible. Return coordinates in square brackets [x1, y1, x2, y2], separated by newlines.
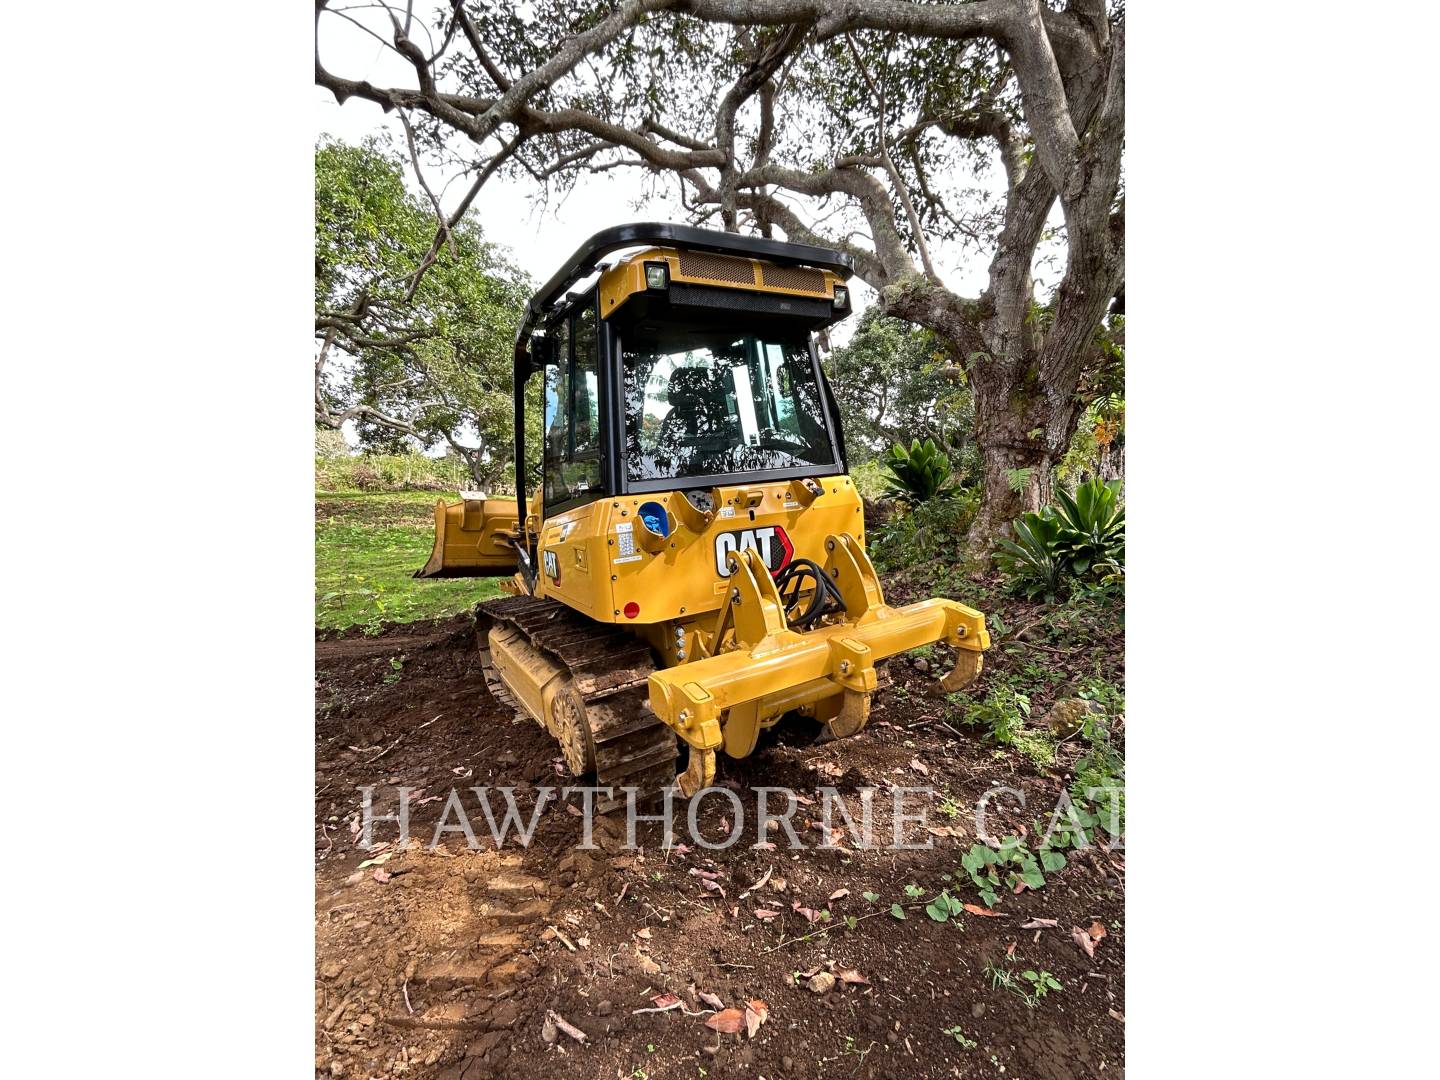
[644, 262, 669, 289]
[833, 286, 849, 308]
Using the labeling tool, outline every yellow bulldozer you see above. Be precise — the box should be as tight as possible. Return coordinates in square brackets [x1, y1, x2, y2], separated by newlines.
[417, 223, 989, 806]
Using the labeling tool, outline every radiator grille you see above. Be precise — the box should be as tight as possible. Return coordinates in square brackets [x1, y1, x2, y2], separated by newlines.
[759, 264, 828, 294]
[677, 250, 757, 285]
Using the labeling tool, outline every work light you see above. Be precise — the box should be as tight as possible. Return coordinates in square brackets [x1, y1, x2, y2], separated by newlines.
[833, 286, 849, 308]
[644, 261, 669, 289]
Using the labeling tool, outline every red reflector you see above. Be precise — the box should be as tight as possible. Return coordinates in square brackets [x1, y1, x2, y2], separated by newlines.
[623, 602, 640, 619]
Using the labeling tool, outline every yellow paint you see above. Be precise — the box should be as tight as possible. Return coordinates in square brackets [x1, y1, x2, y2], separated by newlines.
[597, 246, 845, 320]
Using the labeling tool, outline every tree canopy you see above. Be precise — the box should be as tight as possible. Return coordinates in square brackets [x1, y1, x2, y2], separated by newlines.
[314, 135, 533, 488]
[316, 0, 1123, 546]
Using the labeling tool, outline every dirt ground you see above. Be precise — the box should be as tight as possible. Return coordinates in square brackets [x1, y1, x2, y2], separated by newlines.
[315, 591, 1125, 1079]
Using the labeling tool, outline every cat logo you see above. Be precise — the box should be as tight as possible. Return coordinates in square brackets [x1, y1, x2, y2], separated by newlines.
[543, 548, 560, 583]
[714, 525, 794, 577]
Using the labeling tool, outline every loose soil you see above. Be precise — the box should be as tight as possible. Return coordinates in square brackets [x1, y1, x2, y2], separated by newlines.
[315, 584, 1124, 1079]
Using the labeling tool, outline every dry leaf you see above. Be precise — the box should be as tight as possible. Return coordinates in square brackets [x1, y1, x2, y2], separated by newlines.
[963, 903, 1002, 917]
[909, 757, 930, 776]
[828, 888, 850, 901]
[753, 908, 780, 920]
[791, 901, 822, 924]
[806, 971, 836, 993]
[1089, 921, 1108, 941]
[701, 878, 726, 898]
[689, 867, 722, 881]
[649, 993, 682, 1011]
[635, 928, 653, 940]
[698, 990, 725, 1010]
[636, 953, 662, 977]
[1005, 940, 1017, 960]
[740, 866, 773, 899]
[705, 1008, 746, 1034]
[1020, 918, 1059, 929]
[372, 868, 391, 884]
[1072, 925, 1096, 958]
[836, 969, 869, 985]
[744, 999, 770, 1038]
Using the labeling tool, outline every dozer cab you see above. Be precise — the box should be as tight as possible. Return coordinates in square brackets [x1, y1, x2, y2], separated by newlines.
[418, 223, 989, 805]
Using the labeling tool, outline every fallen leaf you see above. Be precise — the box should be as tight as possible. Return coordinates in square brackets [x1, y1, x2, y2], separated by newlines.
[635, 928, 653, 940]
[753, 908, 781, 920]
[649, 993, 682, 1011]
[1005, 940, 1017, 960]
[669, 843, 692, 856]
[698, 990, 725, 1010]
[806, 971, 836, 993]
[705, 1008, 746, 1034]
[1012, 878, 1031, 894]
[372, 868, 391, 884]
[636, 953, 662, 977]
[1020, 918, 1060, 929]
[1089, 921, 1108, 941]
[702, 878, 726, 898]
[564, 803, 583, 817]
[1072, 925, 1096, 958]
[836, 969, 869, 985]
[963, 903, 1002, 917]
[689, 867, 722, 881]
[828, 888, 850, 901]
[740, 866, 773, 899]
[791, 901, 822, 924]
[744, 999, 770, 1038]
[1109, 1008, 1125, 1023]
[909, 757, 929, 776]
[357, 852, 394, 869]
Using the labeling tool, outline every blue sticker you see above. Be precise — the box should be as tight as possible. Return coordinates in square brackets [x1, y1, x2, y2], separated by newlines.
[638, 500, 670, 538]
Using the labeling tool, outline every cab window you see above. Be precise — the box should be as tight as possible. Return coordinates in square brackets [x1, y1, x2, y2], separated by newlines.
[543, 299, 604, 509]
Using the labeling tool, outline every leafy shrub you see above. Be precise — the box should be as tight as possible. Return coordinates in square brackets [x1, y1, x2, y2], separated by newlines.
[315, 450, 474, 493]
[870, 486, 979, 571]
[995, 477, 1125, 599]
[961, 835, 1066, 907]
[881, 438, 952, 503]
[994, 512, 1068, 600]
[1050, 478, 1124, 573]
[960, 684, 1032, 744]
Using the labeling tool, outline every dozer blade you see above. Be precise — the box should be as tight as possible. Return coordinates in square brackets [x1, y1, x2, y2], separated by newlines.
[414, 493, 521, 579]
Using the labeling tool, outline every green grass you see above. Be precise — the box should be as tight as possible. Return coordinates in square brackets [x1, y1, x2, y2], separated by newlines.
[315, 490, 505, 630]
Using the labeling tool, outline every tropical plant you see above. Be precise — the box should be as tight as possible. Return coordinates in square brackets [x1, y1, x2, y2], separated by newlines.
[881, 438, 953, 504]
[1051, 478, 1125, 574]
[995, 478, 1125, 598]
[994, 512, 1068, 600]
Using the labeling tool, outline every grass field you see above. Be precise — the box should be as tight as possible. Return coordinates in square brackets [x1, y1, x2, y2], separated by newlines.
[315, 490, 504, 630]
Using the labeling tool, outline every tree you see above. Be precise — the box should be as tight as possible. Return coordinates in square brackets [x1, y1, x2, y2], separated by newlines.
[826, 310, 973, 467]
[314, 136, 533, 489]
[315, 0, 1124, 549]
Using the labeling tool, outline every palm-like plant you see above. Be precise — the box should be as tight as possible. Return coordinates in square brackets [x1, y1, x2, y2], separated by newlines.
[994, 512, 1068, 601]
[881, 438, 953, 503]
[1050, 478, 1124, 574]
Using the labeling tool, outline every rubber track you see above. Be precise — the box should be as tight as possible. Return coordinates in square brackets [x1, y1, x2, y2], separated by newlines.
[475, 595, 677, 811]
